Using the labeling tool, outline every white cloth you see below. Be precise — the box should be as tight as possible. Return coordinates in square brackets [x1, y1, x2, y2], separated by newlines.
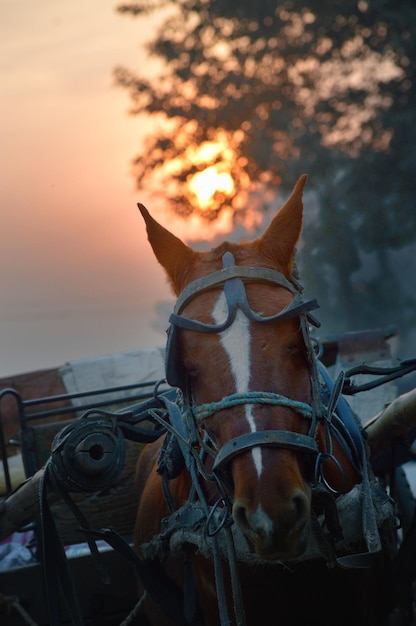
[0, 531, 36, 571]
[59, 348, 166, 407]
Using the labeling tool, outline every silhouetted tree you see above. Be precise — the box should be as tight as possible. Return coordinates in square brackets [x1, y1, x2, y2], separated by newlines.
[115, 0, 416, 342]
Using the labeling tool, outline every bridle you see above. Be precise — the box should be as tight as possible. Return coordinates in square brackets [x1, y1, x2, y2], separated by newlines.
[134, 252, 385, 626]
[165, 250, 357, 481]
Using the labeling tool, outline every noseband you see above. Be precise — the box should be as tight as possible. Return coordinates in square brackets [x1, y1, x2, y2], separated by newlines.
[165, 251, 331, 476]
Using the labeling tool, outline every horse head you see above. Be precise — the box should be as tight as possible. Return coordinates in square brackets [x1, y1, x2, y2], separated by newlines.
[138, 175, 360, 561]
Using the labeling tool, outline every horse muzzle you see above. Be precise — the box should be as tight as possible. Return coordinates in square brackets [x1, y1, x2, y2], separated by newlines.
[232, 490, 311, 560]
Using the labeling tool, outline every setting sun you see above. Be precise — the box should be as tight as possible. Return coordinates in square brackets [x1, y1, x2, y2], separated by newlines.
[182, 133, 238, 213]
[188, 165, 235, 209]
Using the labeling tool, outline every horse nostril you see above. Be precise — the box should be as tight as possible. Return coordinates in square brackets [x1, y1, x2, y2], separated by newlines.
[233, 492, 310, 539]
[292, 491, 310, 526]
[233, 502, 274, 539]
[233, 501, 250, 533]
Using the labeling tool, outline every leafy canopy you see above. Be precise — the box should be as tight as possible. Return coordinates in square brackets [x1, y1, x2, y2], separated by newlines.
[115, 0, 416, 339]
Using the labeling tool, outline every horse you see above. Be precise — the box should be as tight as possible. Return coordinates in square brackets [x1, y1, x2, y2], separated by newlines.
[133, 176, 396, 626]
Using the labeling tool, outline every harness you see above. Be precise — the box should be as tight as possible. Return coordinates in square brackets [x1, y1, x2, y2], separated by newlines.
[165, 251, 363, 479]
[145, 252, 385, 624]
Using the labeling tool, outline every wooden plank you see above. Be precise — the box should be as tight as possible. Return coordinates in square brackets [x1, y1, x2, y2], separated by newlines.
[365, 388, 416, 458]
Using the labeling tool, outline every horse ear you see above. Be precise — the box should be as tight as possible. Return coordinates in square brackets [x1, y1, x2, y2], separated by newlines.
[138, 203, 196, 294]
[259, 175, 307, 276]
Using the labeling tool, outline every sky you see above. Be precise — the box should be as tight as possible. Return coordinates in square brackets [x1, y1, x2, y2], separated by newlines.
[0, 0, 182, 377]
[2, 1, 414, 383]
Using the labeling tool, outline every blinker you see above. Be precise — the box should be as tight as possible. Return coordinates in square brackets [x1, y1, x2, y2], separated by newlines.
[165, 324, 184, 390]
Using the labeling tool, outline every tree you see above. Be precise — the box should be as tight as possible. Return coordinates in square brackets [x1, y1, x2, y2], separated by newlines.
[115, 0, 416, 343]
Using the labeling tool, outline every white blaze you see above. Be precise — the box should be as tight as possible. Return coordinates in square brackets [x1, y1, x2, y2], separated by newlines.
[212, 292, 263, 476]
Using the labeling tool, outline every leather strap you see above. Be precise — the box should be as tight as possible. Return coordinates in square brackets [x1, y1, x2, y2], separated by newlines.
[174, 264, 298, 315]
[39, 466, 85, 626]
[87, 527, 203, 625]
[212, 430, 319, 474]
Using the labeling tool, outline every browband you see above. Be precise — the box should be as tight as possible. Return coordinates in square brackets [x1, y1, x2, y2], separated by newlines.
[169, 296, 319, 334]
[169, 252, 319, 334]
[173, 263, 299, 315]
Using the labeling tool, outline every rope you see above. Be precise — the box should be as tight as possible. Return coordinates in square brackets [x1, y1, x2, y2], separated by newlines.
[117, 591, 148, 626]
[0, 592, 39, 626]
[194, 391, 314, 421]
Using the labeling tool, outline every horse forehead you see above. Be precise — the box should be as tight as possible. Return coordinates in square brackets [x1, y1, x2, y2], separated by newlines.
[182, 242, 282, 287]
[181, 288, 296, 372]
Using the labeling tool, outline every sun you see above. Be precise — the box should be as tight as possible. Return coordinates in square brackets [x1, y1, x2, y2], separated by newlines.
[183, 134, 237, 213]
[188, 165, 235, 209]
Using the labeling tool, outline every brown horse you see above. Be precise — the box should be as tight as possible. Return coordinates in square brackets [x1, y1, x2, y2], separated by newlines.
[133, 176, 395, 626]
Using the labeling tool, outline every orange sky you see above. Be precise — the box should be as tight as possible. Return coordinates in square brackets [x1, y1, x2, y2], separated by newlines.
[0, 0, 182, 376]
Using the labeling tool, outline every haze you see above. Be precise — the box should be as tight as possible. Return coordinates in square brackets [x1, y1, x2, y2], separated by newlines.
[0, 0, 178, 377]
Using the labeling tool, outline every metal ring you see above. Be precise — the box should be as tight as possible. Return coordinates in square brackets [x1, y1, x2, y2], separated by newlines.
[205, 497, 232, 537]
[311, 337, 323, 359]
[153, 378, 168, 399]
[314, 452, 346, 494]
